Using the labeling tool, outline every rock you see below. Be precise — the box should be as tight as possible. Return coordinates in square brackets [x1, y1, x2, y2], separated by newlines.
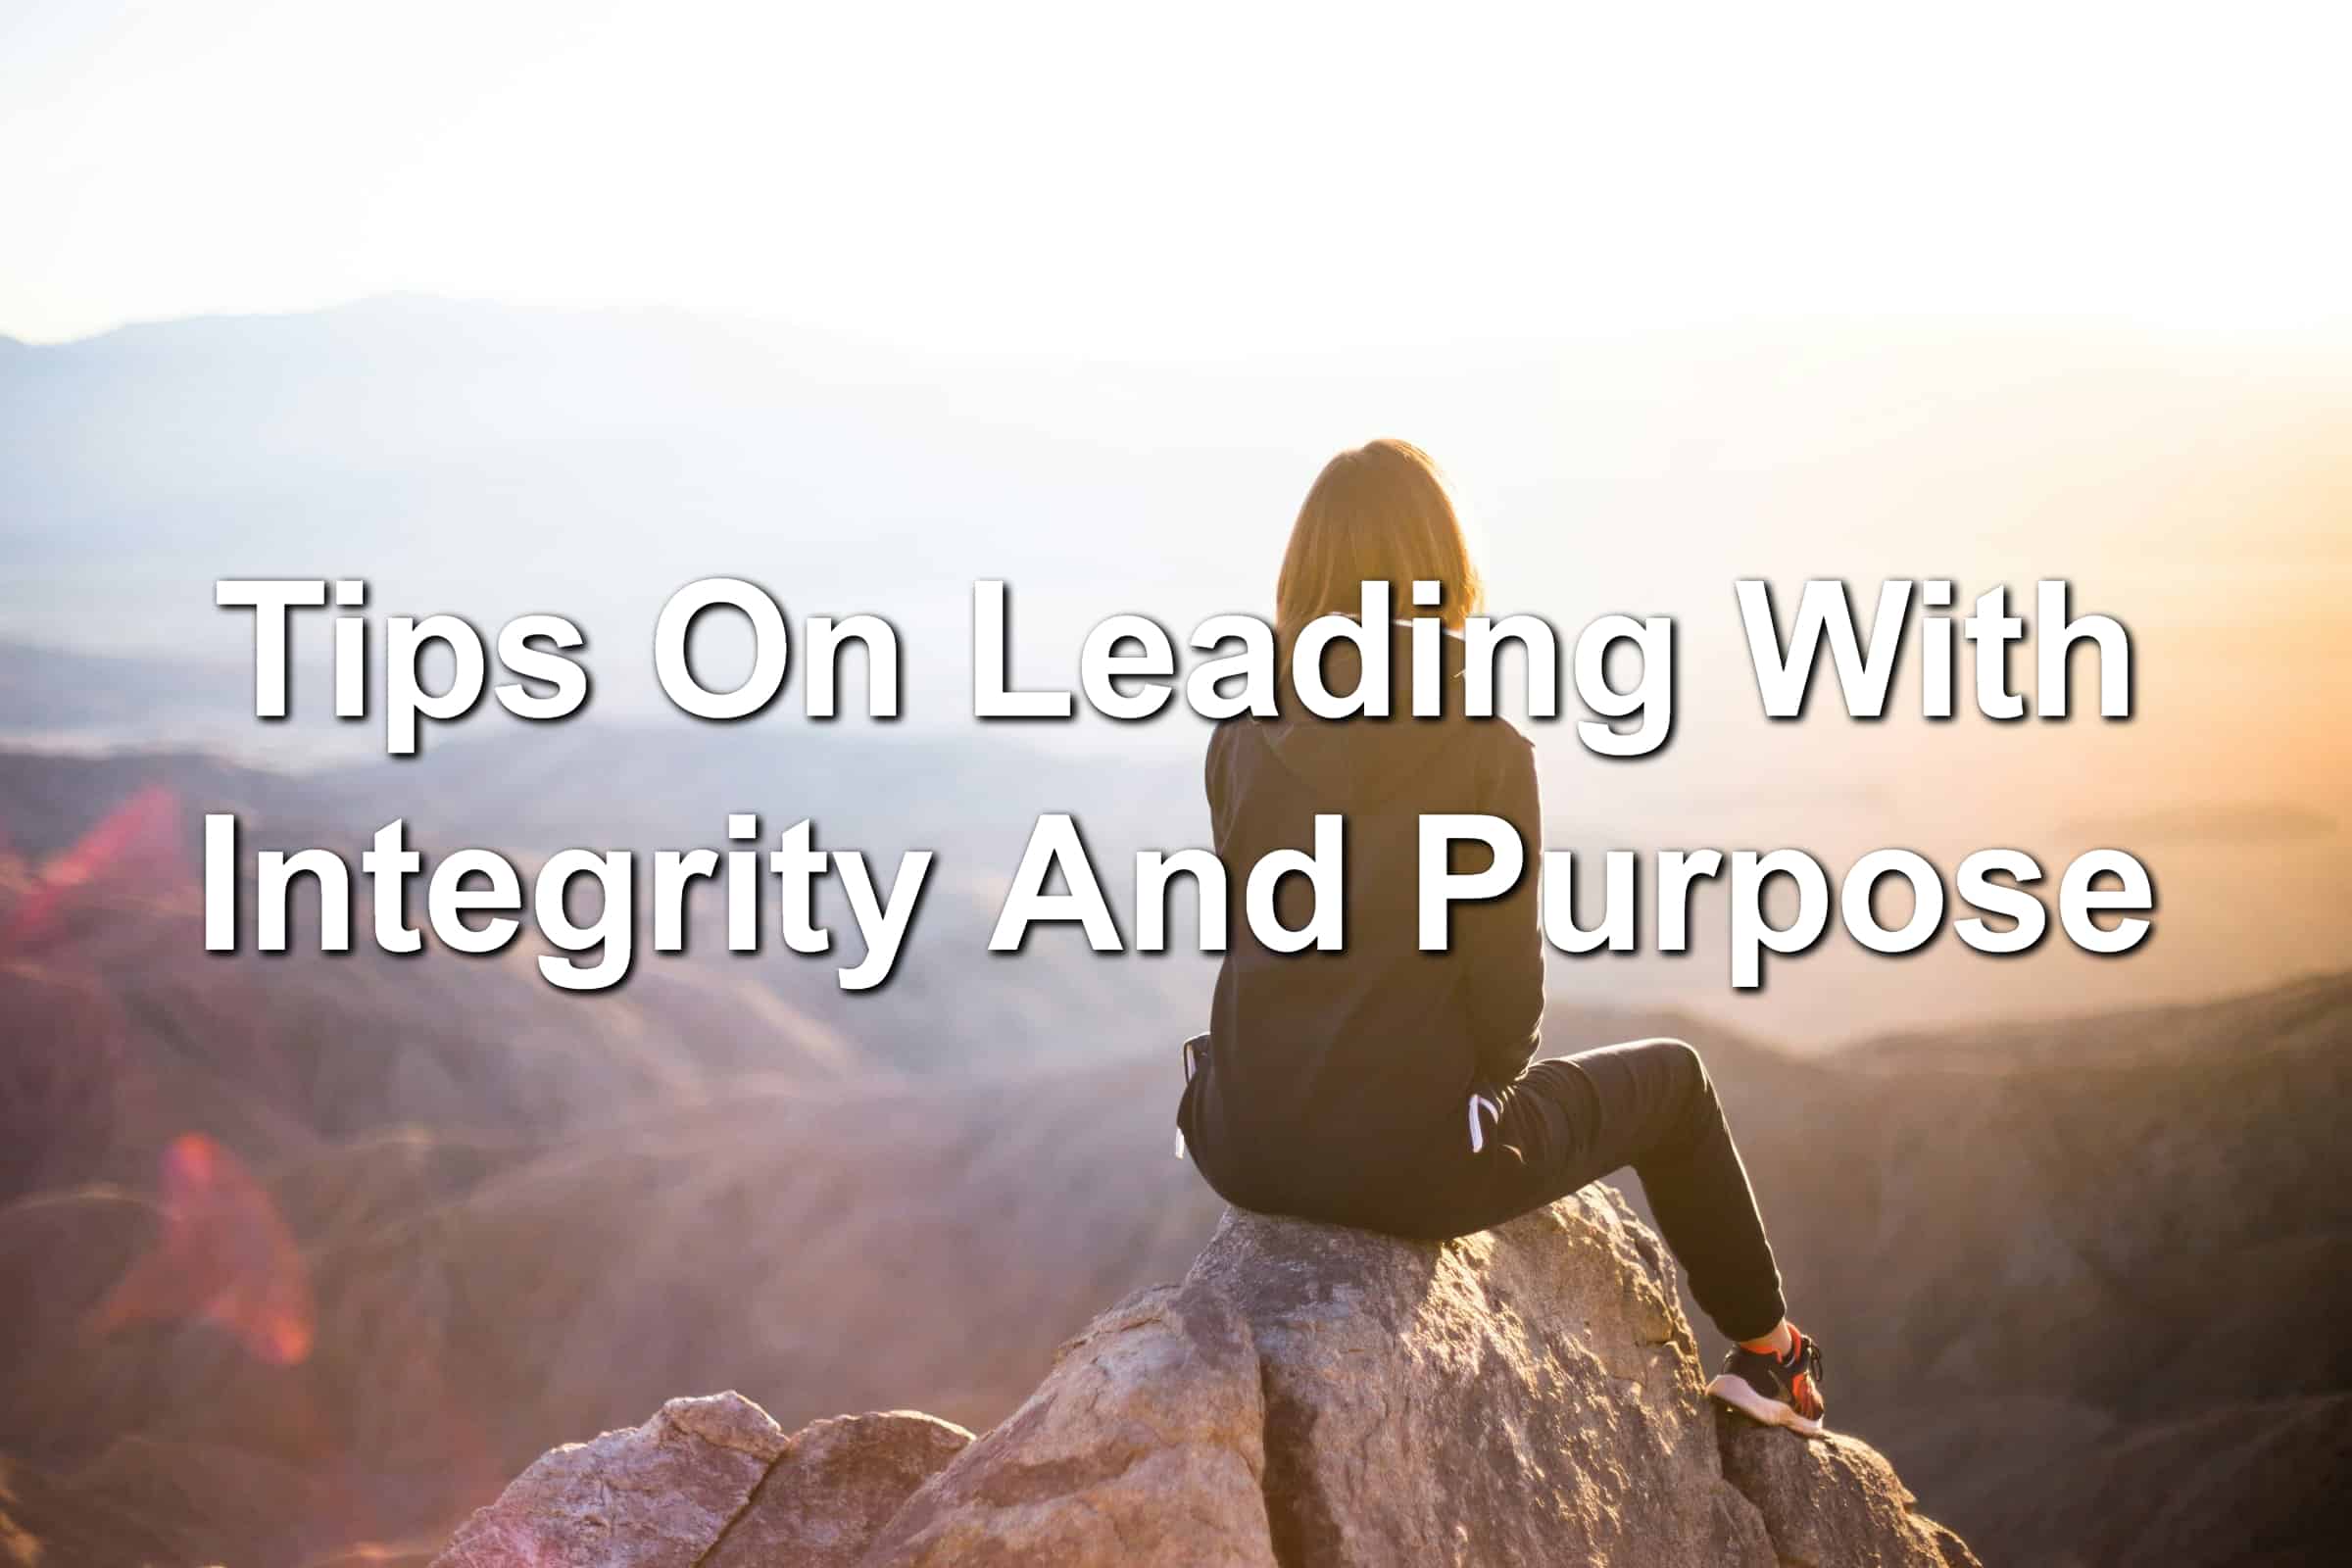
[858, 1284, 1279, 1568]
[433, 1395, 969, 1568]
[1718, 1414, 1983, 1568]
[442, 1189, 1976, 1568]
[436, 1394, 788, 1568]
[706, 1411, 974, 1568]
[868, 1187, 1776, 1568]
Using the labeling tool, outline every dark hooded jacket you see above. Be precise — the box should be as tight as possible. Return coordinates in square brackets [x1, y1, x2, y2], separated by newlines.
[1176, 622, 1545, 1232]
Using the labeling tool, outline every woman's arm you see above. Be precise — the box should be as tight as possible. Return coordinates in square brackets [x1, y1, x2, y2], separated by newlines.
[1458, 725, 1546, 1087]
[1203, 720, 1232, 837]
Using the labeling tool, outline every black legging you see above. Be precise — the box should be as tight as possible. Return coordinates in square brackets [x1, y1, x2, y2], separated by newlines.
[1446, 1038, 1787, 1344]
[1190, 1036, 1788, 1344]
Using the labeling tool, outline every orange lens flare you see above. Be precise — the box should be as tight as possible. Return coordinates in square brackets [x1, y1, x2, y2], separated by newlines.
[4, 784, 186, 947]
[91, 1132, 317, 1366]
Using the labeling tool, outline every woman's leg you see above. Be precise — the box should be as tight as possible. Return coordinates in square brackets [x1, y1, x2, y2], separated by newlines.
[1483, 1038, 1788, 1344]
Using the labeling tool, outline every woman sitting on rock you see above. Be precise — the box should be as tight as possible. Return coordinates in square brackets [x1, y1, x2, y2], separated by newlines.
[1175, 437, 1827, 1436]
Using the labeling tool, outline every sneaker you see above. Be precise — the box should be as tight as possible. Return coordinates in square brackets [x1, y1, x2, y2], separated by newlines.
[1707, 1327, 1827, 1437]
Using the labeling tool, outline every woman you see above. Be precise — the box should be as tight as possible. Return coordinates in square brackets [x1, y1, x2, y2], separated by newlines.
[1175, 438, 1826, 1435]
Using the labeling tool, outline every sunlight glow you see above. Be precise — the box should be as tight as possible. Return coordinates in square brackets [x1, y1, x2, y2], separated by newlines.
[4, 1, 2349, 349]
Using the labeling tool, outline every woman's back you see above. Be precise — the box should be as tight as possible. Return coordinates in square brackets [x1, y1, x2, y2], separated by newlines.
[1180, 625, 1544, 1227]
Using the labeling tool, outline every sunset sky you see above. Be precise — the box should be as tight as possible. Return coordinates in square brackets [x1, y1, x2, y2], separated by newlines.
[5, 1, 2351, 351]
[4, 1, 2346, 1037]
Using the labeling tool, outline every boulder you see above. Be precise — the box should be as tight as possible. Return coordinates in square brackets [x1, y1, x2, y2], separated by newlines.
[1718, 1413, 1980, 1568]
[705, 1412, 975, 1568]
[435, 1396, 968, 1568]
[858, 1283, 1278, 1568]
[868, 1188, 1788, 1568]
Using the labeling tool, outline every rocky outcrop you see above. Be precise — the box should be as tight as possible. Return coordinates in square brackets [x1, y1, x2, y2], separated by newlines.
[705, 1412, 975, 1568]
[1718, 1415, 1978, 1568]
[435, 1397, 971, 1568]
[436, 1188, 1976, 1568]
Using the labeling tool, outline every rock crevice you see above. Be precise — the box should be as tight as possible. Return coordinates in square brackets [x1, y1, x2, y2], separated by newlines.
[437, 1188, 1977, 1568]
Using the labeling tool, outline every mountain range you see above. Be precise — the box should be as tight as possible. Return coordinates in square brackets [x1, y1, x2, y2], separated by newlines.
[0, 742, 2344, 1565]
[3, 298, 2346, 1563]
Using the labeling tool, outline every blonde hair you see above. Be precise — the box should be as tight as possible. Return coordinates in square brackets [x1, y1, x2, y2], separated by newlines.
[1274, 439, 1483, 648]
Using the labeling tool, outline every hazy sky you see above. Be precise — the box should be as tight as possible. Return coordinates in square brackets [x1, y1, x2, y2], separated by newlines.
[5, 1, 2350, 351]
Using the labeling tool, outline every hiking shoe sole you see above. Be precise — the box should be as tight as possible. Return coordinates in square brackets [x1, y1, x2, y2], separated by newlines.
[1707, 1372, 1828, 1438]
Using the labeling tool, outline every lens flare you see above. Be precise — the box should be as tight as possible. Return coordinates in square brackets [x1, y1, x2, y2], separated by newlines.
[91, 1132, 317, 1366]
[4, 785, 186, 949]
